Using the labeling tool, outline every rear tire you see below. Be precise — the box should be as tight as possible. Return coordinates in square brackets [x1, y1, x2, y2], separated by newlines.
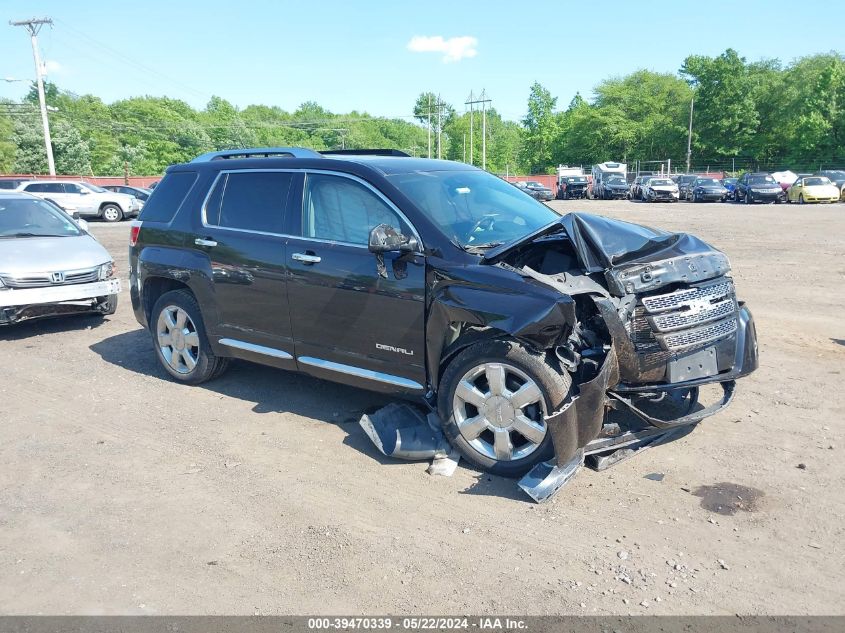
[799, 194, 805, 205]
[150, 289, 229, 384]
[438, 339, 572, 477]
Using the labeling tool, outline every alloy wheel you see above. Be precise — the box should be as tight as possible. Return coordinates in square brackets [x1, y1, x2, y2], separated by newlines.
[452, 362, 547, 462]
[156, 305, 200, 374]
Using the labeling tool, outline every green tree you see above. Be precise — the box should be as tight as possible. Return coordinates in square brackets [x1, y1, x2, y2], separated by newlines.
[680, 49, 758, 159]
[520, 83, 558, 173]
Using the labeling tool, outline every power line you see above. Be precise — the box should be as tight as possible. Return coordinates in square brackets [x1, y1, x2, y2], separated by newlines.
[466, 90, 492, 170]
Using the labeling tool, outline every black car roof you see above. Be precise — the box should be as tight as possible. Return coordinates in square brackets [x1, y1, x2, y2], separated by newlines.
[167, 151, 479, 177]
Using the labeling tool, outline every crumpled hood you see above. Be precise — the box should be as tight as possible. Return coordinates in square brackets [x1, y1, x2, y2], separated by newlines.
[0, 234, 110, 275]
[484, 212, 730, 294]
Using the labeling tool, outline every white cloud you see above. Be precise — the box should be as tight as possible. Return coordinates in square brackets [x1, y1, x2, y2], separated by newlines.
[43, 60, 63, 75]
[407, 35, 478, 63]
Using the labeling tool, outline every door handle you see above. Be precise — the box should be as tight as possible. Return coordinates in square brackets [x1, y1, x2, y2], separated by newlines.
[292, 252, 321, 264]
[194, 238, 217, 247]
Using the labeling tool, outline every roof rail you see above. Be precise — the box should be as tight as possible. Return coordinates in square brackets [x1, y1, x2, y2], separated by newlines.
[320, 149, 411, 157]
[190, 147, 323, 162]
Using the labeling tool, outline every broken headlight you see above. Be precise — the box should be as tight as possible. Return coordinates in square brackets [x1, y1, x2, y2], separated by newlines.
[97, 261, 115, 281]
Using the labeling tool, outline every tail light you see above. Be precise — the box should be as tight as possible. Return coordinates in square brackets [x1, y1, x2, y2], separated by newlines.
[129, 220, 142, 247]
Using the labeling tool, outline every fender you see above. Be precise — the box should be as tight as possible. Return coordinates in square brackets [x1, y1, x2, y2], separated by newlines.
[425, 264, 577, 388]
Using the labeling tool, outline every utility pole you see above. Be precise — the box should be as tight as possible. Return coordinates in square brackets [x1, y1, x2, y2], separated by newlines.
[466, 91, 474, 166]
[481, 89, 487, 171]
[427, 94, 432, 159]
[10, 17, 55, 176]
[436, 94, 442, 159]
[466, 91, 492, 170]
[686, 97, 694, 173]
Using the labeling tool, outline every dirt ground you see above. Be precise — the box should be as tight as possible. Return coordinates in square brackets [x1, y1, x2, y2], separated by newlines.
[1, 199, 843, 616]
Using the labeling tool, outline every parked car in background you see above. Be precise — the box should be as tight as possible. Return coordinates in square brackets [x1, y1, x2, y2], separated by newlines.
[523, 180, 554, 201]
[676, 174, 697, 200]
[721, 177, 738, 199]
[734, 173, 784, 204]
[14, 180, 141, 222]
[0, 178, 27, 190]
[687, 177, 729, 202]
[643, 177, 680, 202]
[103, 184, 152, 204]
[630, 175, 652, 200]
[0, 192, 120, 325]
[556, 176, 588, 199]
[514, 181, 554, 202]
[786, 176, 841, 204]
[815, 170, 845, 200]
[596, 175, 629, 199]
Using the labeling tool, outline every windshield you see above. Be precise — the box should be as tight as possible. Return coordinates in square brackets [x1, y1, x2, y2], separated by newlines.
[525, 181, 545, 188]
[804, 177, 831, 186]
[0, 197, 83, 237]
[607, 177, 626, 184]
[650, 179, 673, 186]
[566, 177, 587, 183]
[749, 176, 777, 185]
[80, 182, 107, 193]
[387, 170, 559, 249]
[722, 178, 737, 185]
[695, 178, 721, 186]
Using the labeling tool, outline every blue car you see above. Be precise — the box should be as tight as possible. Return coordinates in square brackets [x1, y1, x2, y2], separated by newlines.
[721, 178, 738, 201]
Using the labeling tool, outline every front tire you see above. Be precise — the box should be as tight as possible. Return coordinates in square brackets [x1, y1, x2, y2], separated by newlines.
[96, 293, 118, 316]
[101, 204, 124, 222]
[799, 194, 805, 205]
[150, 289, 229, 384]
[438, 339, 572, 477]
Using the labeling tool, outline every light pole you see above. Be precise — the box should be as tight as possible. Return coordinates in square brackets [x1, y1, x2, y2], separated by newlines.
[686, 97, 694, 173]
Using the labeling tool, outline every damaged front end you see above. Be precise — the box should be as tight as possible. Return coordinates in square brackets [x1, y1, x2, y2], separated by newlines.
[488, 213, 759, 501]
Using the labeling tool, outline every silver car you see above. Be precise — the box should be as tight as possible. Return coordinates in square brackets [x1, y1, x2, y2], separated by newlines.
[14, 180, 140, 222]
[0, 192, 121, 325]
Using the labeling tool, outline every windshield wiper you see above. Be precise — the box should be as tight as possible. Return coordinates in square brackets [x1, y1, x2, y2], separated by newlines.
[463, 241, 504, 253]
[0, 232, 70, 238]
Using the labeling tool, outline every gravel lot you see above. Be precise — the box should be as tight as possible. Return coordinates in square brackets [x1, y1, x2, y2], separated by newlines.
[1, 199, 843, 615]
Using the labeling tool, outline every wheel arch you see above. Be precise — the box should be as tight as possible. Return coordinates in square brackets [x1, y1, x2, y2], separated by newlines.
[142, 276, 193, 326]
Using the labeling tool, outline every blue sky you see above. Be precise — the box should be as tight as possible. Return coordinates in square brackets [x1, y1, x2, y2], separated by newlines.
[1, 0, 843, 122]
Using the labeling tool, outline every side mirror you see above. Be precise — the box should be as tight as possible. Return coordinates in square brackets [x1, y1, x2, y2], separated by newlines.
[77, 219, 89, 232]
[368, 224, 417, 254]
[79, 189, 90, 195]
[72, 211, 80, 220]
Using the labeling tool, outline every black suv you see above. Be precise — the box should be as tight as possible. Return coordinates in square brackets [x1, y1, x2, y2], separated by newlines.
[129, 147, 758, 477]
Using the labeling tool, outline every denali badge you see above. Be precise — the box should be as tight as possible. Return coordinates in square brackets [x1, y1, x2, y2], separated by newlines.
[376, 343, 414, 356]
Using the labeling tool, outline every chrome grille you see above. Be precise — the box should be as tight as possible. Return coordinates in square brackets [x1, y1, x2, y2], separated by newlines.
[641, 280, 733, 313]
[648, 297, 736, 333]
[632, 276, 739, 353]
[0, 266, 99, 288]
[656, 317, 738, 351]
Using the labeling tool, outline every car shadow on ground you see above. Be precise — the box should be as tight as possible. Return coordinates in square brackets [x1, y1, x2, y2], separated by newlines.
[0, 313, 107, 340]
[89, 328, 403, 467]
[832, 338, 845, 347]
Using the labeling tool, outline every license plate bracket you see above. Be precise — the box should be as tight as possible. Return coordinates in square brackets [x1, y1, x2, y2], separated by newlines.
[668, 346, 718, 382]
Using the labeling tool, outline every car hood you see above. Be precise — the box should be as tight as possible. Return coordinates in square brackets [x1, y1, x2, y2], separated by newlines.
[0, 234, 110, 275]
[696, 185, 727, 191]
[650, 185, 678, 191]
[484, 211, 727, 276]
[802, 185, 840, 195]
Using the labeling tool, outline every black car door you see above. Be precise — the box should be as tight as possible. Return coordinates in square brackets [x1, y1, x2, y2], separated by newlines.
[191, 169, 299, 365]
[286, 171, 427, 394]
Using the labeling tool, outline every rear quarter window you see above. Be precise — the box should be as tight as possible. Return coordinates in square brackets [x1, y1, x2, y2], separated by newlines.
[139, 171, 198, 223]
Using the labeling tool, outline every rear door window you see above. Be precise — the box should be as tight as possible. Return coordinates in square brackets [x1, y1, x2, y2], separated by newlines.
[205, 171, 293, 234]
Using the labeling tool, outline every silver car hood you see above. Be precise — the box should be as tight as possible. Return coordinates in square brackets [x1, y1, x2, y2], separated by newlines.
[0, 234, 110, 275]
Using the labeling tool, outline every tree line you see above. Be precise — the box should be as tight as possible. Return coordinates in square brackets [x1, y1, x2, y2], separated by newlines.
[1, 48, 843, 177]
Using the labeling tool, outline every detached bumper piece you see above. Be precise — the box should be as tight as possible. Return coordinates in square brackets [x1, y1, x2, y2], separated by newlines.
[359, 402, 461, 476]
